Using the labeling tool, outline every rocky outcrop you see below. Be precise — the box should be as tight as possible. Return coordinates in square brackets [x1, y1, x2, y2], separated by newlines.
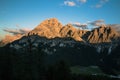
[60, 24, 87, 41]
[0, 34, 22, 46]
[85, 25, 120, 43]
[28, 18, 87, 41]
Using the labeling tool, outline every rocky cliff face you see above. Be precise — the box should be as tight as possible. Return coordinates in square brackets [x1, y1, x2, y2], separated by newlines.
[29, 18, 63, 38]
[83, 25, 120, 43]
[60, 24, 87, 41]
[29, 18, 119, 43]
[28, 18, 87, 41]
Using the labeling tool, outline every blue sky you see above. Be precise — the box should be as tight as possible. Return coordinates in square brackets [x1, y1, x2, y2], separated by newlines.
[0, 0, 120, 39]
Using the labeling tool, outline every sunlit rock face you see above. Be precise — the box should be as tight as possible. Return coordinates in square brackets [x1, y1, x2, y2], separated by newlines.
[84, 25, 120, 43]
[60, 24, 87, 41]
[29, 18, 120, 43]
[0, 34, 22, 47]
[29, 18, 63, 38]
[29, 18, 87, 41]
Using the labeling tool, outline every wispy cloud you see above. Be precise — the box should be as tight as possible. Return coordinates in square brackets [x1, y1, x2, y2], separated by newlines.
[3, 28, 32, 35]
[63, 0, 87, 7]
[68, 19, 107, 30]
[93, 0, 109, 8]
[89, 19, 105, 26]
[109, 24, 120, 33]
[77, 0, 87, 3]
[72, 22, 88, 29]
[72, 19, 105, 29]
[64, 1, 76, 7]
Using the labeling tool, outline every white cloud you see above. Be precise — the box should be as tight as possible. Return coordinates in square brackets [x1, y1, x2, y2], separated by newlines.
[72, 22, 88, 29]
[93, 0, 109, 8]
[72, 19, 105, 29]
[78, 0, 87, 3]
[109, 24, 120, 33]
[63, 0, 87, 7]
[3, 28, 32, 35]
[89, 19, 105, 26]
[64, 1, 76, 7]
[100, 0, 109, 3]
[95, 4, 102, 8]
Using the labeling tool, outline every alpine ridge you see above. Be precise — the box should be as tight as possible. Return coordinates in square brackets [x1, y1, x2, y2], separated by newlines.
[0, 18, 120, 46]
[28, 18, 88, 41]
[83, 25, 120, 43]
[28, 18, 120, 43]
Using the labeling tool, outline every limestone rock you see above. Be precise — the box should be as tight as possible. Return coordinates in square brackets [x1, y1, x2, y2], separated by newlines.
[86, 25, 119, 43]
[29, 18, 62, 38]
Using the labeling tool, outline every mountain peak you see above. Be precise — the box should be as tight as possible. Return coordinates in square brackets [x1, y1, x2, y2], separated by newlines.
[29, 18, 63, 38]
[28, 18, 87, 41]
[36, 18, 61, 29]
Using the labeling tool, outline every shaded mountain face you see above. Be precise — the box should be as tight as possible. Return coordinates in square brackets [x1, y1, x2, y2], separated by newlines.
[2, 35, 120, 75]
[5, 35, 99, 66]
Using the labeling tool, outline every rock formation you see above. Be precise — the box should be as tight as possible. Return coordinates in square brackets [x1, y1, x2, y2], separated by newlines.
[0, 34, 22, 46]
[28, 18, 87, 41]
[85, 25, 120, 43]
[60, 24, 87, 41]
[29, 18, 62, 38]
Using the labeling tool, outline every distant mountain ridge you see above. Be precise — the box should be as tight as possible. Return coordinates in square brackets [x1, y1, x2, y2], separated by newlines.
[28, 18, 88, 41]
[28, 18, 120, 43]
[0, 18, 120, 46]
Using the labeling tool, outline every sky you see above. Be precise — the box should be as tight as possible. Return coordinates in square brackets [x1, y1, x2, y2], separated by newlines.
[0, 0, 120, 40]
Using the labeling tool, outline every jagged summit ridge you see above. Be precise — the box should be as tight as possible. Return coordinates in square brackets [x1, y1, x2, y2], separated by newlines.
[28, 18, 119, 43]
[28, 18, 87, 41]
[84, 25, 120, 43]
[29, 18, 63, 38]
[60, 24, 87, 41]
